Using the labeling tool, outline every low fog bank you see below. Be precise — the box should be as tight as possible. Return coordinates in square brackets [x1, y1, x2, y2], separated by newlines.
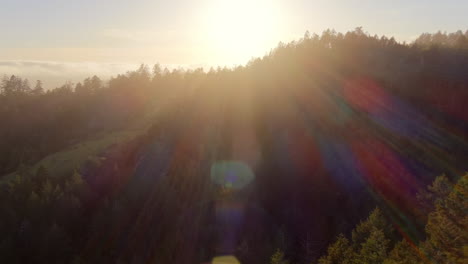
[0, 60, 209, 90]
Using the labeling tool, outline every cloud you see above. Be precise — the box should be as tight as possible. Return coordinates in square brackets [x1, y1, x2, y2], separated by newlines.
[0, 61, 139, 89]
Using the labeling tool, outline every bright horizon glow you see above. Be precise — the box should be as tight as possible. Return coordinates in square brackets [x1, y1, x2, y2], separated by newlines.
[0, 0, 467, 88]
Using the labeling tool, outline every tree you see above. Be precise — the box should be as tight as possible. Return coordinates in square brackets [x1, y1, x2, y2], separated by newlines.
[424, 173, 467, 264]
[417, 174, 453, 215]
[319, 208, 394, 264]
[34, 165, 49, 186]
[270, 249, 290, 264]
[69, 171, 84, 187]
[79, 76, 102, 94]
[351, 208, 392, 249]
[354, 229, 389, 264]
[1, 75, 31, 95]
[318, 234, 353, 264]
[90, 75, 102, 91]
[153, 63, 162, 78]
[383, 240, 423, 264]
[32, 80, 44, 95]
[74, 82, 85, 94]
[65, 171, 86, 197]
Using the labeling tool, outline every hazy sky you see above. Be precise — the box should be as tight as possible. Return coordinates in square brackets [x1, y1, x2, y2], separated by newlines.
[1, 0, 467, 88]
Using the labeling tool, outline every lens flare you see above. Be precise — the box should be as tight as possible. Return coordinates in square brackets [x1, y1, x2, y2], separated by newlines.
[210, 161, 255, 190]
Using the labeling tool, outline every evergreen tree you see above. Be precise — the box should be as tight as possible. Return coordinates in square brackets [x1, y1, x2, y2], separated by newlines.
[424, 173, 467, 263]
[383, 239, 423, 264]
[318, 234, 353, 264]
[351, 208, 393, 249]
[417, 174, 453, 215]
[354, 229, 389, 264]
[34, 165, 49, 186]
[319, 208, 394, 264]
[271, 248, 290, 264]
[0, 75, 31, 95]
[32, 80, 44, 95]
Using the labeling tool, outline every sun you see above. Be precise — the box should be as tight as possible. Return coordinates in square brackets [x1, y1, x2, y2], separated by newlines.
[201, 0, 283, 66]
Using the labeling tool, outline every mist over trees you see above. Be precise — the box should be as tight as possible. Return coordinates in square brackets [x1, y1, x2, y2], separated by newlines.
[0, 29, 467, 263]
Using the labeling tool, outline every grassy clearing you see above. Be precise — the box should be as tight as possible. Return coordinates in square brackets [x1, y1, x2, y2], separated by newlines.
[1, 128, 142, 182]
[1, 102, 164, 183]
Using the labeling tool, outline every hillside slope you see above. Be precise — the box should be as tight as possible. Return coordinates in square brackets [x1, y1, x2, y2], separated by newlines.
[1, 29, 468, 264]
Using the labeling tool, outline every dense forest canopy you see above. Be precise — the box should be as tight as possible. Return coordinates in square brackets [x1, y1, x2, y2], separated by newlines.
[0, 29, 467, 263]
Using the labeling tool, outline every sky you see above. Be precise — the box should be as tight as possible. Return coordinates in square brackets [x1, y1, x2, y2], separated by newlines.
[0, 0, 467, 88]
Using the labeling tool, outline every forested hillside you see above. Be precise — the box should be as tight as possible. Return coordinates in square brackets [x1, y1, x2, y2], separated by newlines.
[316, 174, 467, 264]
[1, 29, 467, 264]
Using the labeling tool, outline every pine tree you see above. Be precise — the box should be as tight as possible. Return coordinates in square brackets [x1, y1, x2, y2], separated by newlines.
[351, 208, 392, 249]
[354, 229, 389, 264]
[318, 208, 394, 264]
[28, 191, 40, 207]
[42, 179, 54, 200]
[271, 248, 290, 264]
[424, 173, 467, 263]
[32, 80, 44, 95]
[34, 165, 49, 186]
[318, 234, 353, 264]
[383, 239, 423, 264]
[417, 174, 453, 215]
